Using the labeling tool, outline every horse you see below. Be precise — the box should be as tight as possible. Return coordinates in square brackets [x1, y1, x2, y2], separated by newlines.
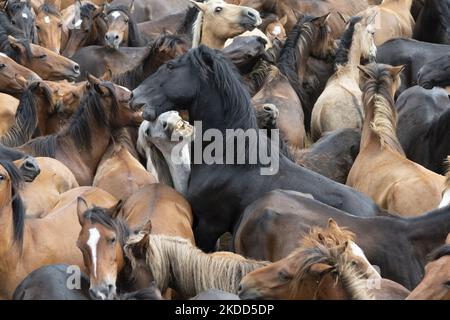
[103, 1, 144, 49]
[13, 155, 41, 182]
[0, 52, 41, 96]
[376, 38, 450, 95]
[35, 3, 63, 53]
[417, 54, 450, 90]
[18, 75, 143, 186]
[347, 63, 446, 216]
[92, 128, 157, 201]
[0, 93, 19, 134]
[189, 0, 262, 49]
[263, 13, 287, 43]
[395, 86, 450, 175]
[413, 0, 450, 45]
[238, 219, 379, 300]
[137, 111, 193, 195]
[233, 189, 450, 290]
[4, 0, 38, 43]
[0, 160, 118, 299]
[130, 45, 385, 252]
[76, 186, 194, 299]
[137, 13, 186, 39]
[310, 14, 377, 142]
[357, 0, 414, 46]
[407, 234, 450, 300]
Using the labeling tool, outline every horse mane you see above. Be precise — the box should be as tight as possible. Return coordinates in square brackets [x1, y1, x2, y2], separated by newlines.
[0, 160, 26, 250]
[125, 234, 269, 297]
[112, 34, 187, 89]
[427, 243, 450, 262]
[191, 9, 203, 48]
[105, 4, 143, 47]
[360, 64, 405, 154]
[37, 3, 61, 17]
[334, 16, 362, 69]
[102, 128, 140, 161]
[290, 226, 373, 300]
[244, 59, 273, 94]
[433, 0, 450, 29]
[0, 83, 38, 147]
[176, 5, 200, 36]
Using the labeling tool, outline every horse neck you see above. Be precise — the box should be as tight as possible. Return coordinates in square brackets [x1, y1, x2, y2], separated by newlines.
[296, 24, 316, 80]
[0, 204, 14, 258]
[199, 19, 227, 49]
[339, 31, 364, 79]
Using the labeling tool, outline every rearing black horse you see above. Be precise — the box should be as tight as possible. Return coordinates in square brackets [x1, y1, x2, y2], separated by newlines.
[130, 46, 382, 252]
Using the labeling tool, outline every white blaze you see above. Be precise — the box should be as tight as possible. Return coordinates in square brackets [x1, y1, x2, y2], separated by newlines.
[44, 16, 50, 24]
[74, 19, 82, 28]
[272, 26, 281, 36]
[22, 12, 28, 19]
[111, 11, 121, 19]
[87, 228, 100, 278]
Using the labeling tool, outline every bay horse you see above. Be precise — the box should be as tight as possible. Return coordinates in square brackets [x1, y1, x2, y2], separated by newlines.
[311, 14, 377, 142]
[413, 0, 450, 45]
[0, 93, 19, 135]
[35, 3, 63, 53]
[417, 54, 450, 90]
[347, 63, 446, 217]
[0, 52, 41, 96]
[13, 155, 41, 182]
[238, 219, 378, 300]
[357, 0, 414, 46]
[4, 0, 38, 43]
[263, 13, 287, 43]
[130, 45, 384, 252]
[233, 189, 450, 290]
[395, 86, 450, 175]
[407, 234, 450, 300]
[103, 1, 144, 49]
[0, 160, 118, 299]
[189, 0, 262, 49]
[18, 75, 143, 186]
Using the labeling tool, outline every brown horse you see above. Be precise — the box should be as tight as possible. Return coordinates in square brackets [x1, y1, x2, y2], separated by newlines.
[238, 219, 377, 300]
[0, 159, 117, 299]
[407, 234, 450, 300]
[18, 75, 143, 186]
[357, 0, 414, 46]
[0, 52, 41, 96]
[264, 14, 287, 43]
[6, 35, 80, 81]
[347, 63, 446, 217]
[93, 128, 157, 201]
[0, 93, 19, 134]
[35, 3, 63, 53]
[190, 0, 262, 49]
[311, 14, 377, 141]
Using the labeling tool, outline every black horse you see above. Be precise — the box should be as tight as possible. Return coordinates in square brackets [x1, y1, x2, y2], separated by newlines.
[130, 46, 383, 252]
[417, 53, 450, 89]
[377, 38, 450, 95]
[396, 85, 450, 175]
[4, 0, 38, 44]
[413, 0, 450, 45]
[233, 189, 450, 290]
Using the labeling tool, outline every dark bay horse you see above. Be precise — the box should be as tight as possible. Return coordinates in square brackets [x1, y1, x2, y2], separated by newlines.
[4, 0, 38, 43]
[233, 189, 450, 290]
[413, 0, 450, 45]
[417, 53, 450, 89]
[130, 45, 383, 252]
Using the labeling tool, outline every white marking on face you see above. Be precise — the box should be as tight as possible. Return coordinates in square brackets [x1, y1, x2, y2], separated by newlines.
[87, 227, 100, 278]
[350, 242, 381, 278]
[439, 190, 450, 208]
[272, 26, 281, 36]
[0, 52, 8, 58]
[44, 16, 50, 24]
[111, 11, 121, 19]
[74, 19, 82, 28]
[22, 12, 28, 19]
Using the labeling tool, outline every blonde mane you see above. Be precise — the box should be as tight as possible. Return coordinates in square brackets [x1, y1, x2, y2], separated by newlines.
[192, 10, 204, 48]
[125, 234, 269, 297]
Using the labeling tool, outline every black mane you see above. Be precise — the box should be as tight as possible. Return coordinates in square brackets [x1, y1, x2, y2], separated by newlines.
[38, 3, 61, 17]
[105, 4, 143, 47]
[427, 244, 450, 262]
[176, 3, 202, 36]
[334, 16, 362, 69]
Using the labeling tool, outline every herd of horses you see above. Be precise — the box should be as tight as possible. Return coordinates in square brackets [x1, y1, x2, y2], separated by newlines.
[0, 0, 449, 301]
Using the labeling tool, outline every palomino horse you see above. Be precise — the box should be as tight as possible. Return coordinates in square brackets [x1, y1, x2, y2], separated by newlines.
[17, 157, 79, 217]
[35, 3, 63, 53]
[130, 45, 384, 252]
[93, 128, 157, 201]
[238, 219, 378, 300]
[190, 0, 262, 49]
[0, 160, 118, 299]
[347, 64, 446, 217]
[357, 0, 414, 46]
[0, 52, 41, 96]
[5, 36, 80, 81]
[4, 0, 38, 43]
[407, 234, 450, 300]
[413, 0, 450, 45]
[310, 14, 377, 141]
[18, 75, 142, 186]
[103, 1, 144, 49]
[137, 111, 193, 195]
[77, 183, 194, 299]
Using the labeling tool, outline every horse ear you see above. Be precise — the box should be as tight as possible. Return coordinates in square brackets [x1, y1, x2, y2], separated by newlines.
[389, 65, 405, 78]
[128, 0, 135, 13]
[7, 35, 21, 51]
[327, 218, 339, 230]
[338, 240, 350, 254]
[317, 232, 325, 242]
[280, 15, 288, 26]
[310, 263, 334, 276]
[141, 219, 152, 235]
[77, 197, 89, 226]
[189, 0, 207, 12]
[101, 68, 112, 81]
[312, 12, 331, 25]
[366, 11, 378, 26]
[337, 12, 350, 24]
[109, 199, 123, 219]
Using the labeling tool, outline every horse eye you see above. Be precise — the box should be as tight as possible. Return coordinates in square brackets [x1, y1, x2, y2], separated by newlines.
[278, 271, 290, 281]
[36, 25, 41, 31]
[37, 54, 47, 60]
[109, 237, 116, 244]
[11, 20, 16, 25]
[0, 174, 5, 181]
[0, 63, 5, 69]
[124, 18, 129, 23]
[58, 23, 63, 28]
[215, 6, 223, 13]
[444, 281, 450, 288]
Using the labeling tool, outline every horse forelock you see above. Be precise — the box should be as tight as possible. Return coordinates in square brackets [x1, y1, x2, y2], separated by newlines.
[192, 10, 204, 48]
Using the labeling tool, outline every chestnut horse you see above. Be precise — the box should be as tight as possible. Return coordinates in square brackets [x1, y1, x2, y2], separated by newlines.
[0, 93, 19, 135]
[347, 63, 446, 217]
[0, 52, 41, 96]
[0, 160, 118, 299]
[311, 14, 377, 141]
[407, 234, 450, 300]
[18, 75, 142, 186]
[35, 3, 63, 53]
[238, 219, 378, 300]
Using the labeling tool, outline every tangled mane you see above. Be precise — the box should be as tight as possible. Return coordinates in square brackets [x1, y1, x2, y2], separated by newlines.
[334, 16, 362, 69]
[125, 233, 269, 297]
[101, 127, 140, 162]
[360, 63, 405, 154]
[105, 4, 143, 47]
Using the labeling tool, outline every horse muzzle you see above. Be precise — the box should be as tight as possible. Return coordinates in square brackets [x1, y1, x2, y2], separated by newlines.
[89, 283, 117, 300]
[19, 156, 41, 182]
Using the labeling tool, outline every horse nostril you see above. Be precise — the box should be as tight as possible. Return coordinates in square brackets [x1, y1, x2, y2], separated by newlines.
[145, 128, 150, 136]
[238, 284, 243, 292]
[247, 10, 256, 19]
[73, 64, 80, 73]
[108, 284, 114, 292]
[129, 91, 133, 100]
